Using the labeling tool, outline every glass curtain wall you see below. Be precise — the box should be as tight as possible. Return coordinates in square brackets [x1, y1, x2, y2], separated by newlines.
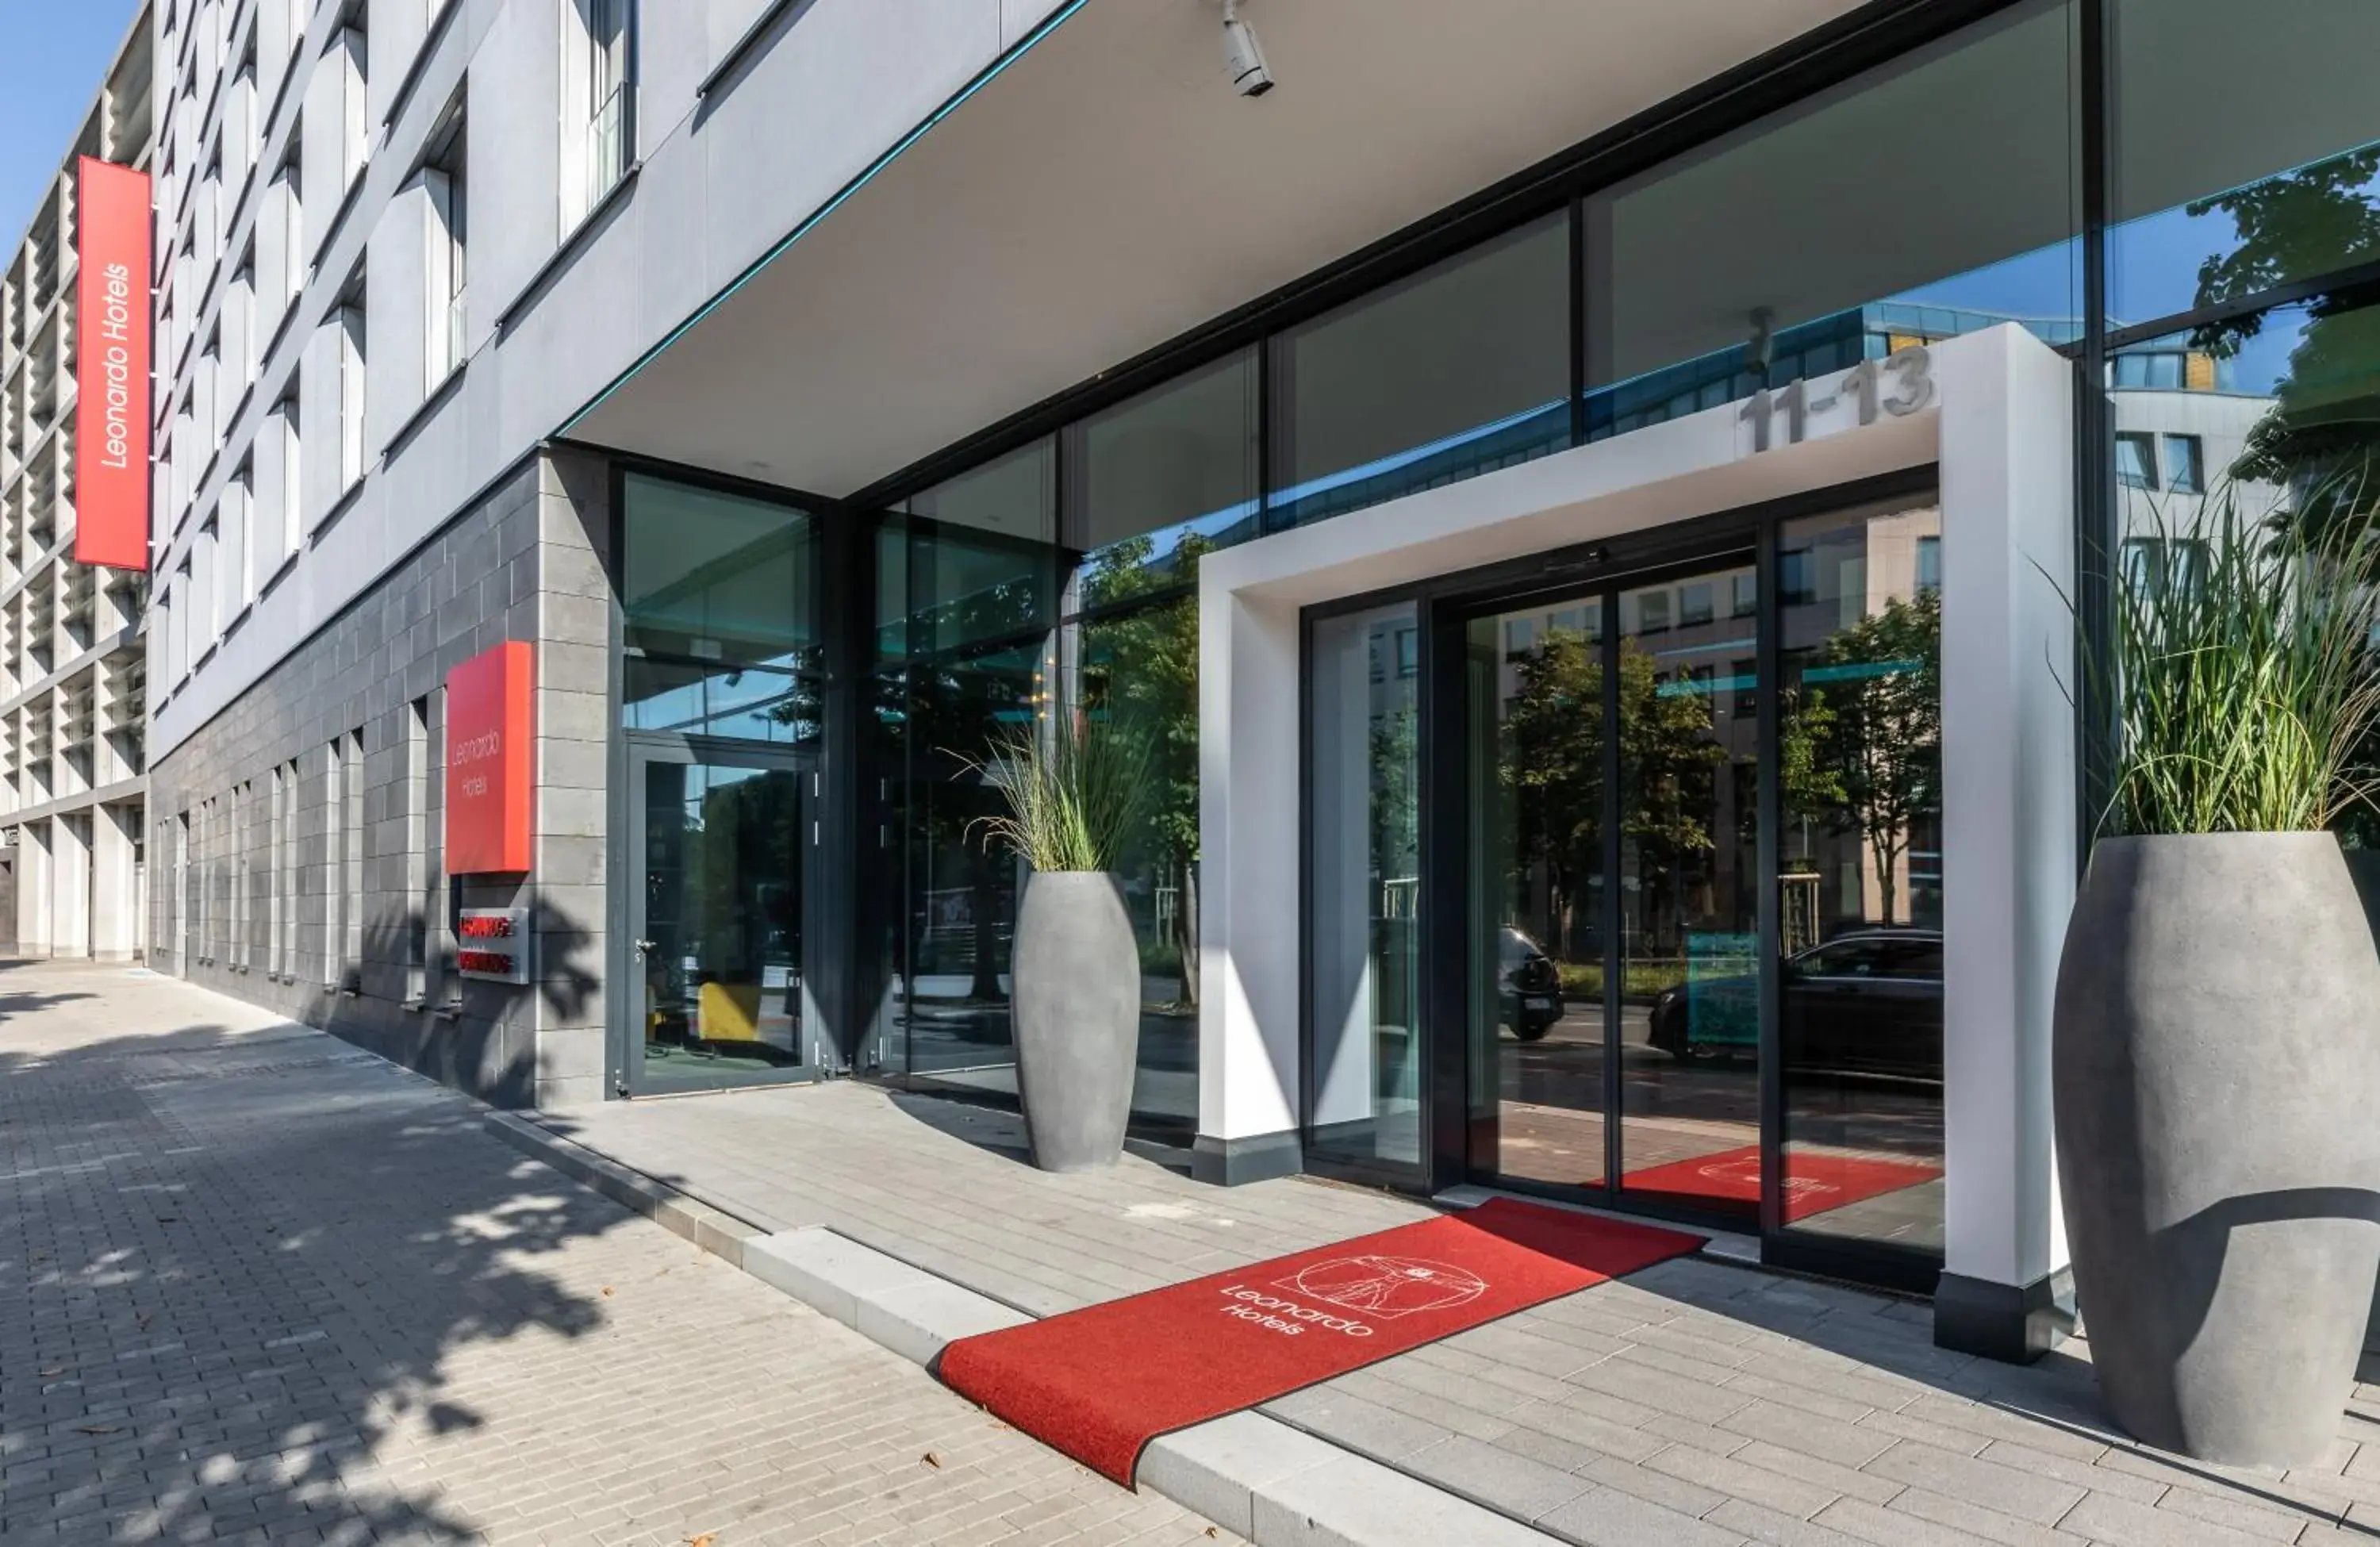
[1273, 217, 1572, 528]
[1066, 347, 1259, 1135]
[1586, 0, 2080, 439]
[873, 443, 1060, 1103]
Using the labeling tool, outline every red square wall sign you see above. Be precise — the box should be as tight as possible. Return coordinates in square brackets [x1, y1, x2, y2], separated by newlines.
[447, 643, 534, 874]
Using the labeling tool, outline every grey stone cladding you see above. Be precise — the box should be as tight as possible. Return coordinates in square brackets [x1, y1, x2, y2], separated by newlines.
[146, 448, 612, 1108]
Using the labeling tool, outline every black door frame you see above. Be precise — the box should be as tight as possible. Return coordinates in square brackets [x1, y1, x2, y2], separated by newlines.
[613, 732, 826, 1097]
[1298, 466, 1943, 1292]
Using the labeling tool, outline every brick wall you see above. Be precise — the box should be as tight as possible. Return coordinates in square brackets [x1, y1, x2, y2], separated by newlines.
[147, 447, 614, 1107]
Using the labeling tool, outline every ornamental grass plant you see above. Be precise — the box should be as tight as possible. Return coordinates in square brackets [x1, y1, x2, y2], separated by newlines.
[2094, 480, 2380, 837]
[964, 716, 1150, 873]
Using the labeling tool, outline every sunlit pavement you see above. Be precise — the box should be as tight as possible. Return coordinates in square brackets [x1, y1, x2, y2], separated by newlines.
[0, 962, 1238, 1547]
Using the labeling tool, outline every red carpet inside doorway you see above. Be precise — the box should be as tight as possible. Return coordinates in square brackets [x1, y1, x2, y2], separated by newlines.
[935, 1198, 1702, 1486]
[1622, 1144, 1943, 1223]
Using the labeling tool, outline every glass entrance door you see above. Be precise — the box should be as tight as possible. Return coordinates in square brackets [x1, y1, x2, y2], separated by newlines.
[1457, 491, 1947, 1269]
[626, 741, 816, 1095]
[1466, 558, 1764, 1225]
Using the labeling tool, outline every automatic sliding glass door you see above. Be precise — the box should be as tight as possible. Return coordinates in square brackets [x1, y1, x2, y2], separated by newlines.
[1464, 558, 1764, 1223]
[1610, 563, 1764, 1224]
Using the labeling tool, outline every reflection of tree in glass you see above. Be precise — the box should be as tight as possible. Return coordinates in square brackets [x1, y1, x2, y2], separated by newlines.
[1798, 589, 1940, 926]
[1080, 534, 1205, 1007]
[2182, 162, 2380, 846]
[1499, 631, 1721, 954]
[2189, 150, 2380, 326]
[2187, 154, 2380, 530]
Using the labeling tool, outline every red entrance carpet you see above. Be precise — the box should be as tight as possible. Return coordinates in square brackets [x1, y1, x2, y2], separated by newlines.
[935, 1198, 1702, 1485]
[1624, 1144, 1942, 1223]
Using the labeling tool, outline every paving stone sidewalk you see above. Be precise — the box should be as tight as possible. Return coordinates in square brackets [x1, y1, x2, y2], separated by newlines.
[0, 962, 1240, 1547]
[542, 1079, 2380, 1547]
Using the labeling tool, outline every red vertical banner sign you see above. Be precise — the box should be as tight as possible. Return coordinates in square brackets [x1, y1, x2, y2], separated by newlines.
[446, 643, 536, 874]
[73, 157, 153, 571]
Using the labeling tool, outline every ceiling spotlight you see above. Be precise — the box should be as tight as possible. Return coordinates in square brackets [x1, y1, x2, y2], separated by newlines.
[1223, 0, 1274, 97]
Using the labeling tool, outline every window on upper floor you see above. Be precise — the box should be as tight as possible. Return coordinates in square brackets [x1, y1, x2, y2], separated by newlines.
[2115, 430, 2158, 491]
[334, 6, 369, 194]
[274, 142, 304, 309]
[273, 393, 302, 570]
[335, 270, 367, 490]
[560, 0, 635, 228]
[2162, 433, 2205, 495]
[422, 99, 467, 384]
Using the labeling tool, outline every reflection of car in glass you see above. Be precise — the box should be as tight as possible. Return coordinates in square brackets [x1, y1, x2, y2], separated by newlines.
[1647, 929, 1943, 1080]
[1500, 927, 1563, 1042]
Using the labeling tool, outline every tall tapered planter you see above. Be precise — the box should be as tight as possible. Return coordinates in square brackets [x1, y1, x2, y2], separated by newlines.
[1012, 871, 1142, 1172]
[2053, 832, 2380, 1466]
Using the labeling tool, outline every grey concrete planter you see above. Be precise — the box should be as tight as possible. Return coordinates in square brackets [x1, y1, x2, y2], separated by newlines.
[1012, 870, 1142, 1173]
[2054, 832, 2380, 1466]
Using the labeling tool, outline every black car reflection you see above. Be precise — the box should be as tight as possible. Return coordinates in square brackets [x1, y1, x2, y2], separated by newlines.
[1500, 927, 1563, 1042]
[1646, 929, 1942, 1081]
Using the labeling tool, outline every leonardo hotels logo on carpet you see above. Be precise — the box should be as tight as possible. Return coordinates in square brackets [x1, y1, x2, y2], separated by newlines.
[1276, 1256, 1488, 1319]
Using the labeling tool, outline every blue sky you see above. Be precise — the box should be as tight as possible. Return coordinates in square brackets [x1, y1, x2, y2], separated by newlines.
[0, 2, 144, 255]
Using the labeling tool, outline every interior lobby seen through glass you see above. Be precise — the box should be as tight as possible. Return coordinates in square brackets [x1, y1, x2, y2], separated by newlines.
[1274, 216, 1570, 528]
[1585, 0, 2078, 439]
[2109, 0, 2380, 328]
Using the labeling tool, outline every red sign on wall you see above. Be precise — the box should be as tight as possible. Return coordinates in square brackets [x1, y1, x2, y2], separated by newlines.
[73, 158, 152, 571]
[446, 643, 535, 873]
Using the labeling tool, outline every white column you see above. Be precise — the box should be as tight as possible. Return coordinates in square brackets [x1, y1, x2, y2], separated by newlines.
[1194, 580, 1305, 1180]
[1934, 324, 2078, 1359]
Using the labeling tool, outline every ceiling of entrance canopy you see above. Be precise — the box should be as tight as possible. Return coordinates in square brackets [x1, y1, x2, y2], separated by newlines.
[567, 0, 1868, 497]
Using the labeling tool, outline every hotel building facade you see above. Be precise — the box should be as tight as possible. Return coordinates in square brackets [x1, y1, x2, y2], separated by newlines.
[141, 0, 2380, 1362]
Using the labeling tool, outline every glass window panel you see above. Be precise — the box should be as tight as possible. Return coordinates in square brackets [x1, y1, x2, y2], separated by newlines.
[1275, 217, 1570, 528]
[892, 638, 1046, 1095]
[2111, 296, 2380, 562]
[2109, 0, 2380, 327]
[1307, 601, 1424, 1170]
[620, 474, 815, 668]
[624, 659, 820, 745]
[2115, 431, 2158, 489]
[1587, 0, 2078, 440]
[900, 441, 1059, 656]
[1778, 497, 1946, 1251]
[1073, 594, 1201, 1138]
[1080, 350, 1261, 601]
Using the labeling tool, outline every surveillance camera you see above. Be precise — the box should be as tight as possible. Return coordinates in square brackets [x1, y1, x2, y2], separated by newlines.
[1223, 3, 1273, 96]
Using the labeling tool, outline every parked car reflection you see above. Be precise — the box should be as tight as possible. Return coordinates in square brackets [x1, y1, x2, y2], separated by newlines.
[1647, 929, 1942, 1081]
[1501, 927, 1563, 1042]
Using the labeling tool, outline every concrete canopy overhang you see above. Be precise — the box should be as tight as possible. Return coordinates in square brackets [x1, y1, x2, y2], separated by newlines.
[564, 0, 1866, 499]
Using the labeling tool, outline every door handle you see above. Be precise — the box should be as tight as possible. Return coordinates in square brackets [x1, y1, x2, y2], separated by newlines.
[633, 938, 657, 962]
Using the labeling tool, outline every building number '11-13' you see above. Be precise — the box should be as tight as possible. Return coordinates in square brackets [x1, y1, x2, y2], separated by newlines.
[1738, 345, 1936, 454]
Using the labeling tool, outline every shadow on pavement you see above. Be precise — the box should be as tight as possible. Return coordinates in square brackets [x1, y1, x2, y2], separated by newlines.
[0, 1015, 640, 1545]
